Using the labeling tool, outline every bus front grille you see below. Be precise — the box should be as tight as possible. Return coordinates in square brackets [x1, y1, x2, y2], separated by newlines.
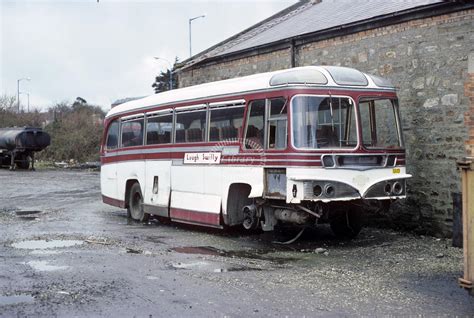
[335, 155, 385, 167]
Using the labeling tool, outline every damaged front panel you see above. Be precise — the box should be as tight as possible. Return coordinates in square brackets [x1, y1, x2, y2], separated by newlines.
[264, 168, 286, 200]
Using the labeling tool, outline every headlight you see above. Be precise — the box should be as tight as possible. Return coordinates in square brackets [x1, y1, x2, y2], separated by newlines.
[364, 179, 406, 198]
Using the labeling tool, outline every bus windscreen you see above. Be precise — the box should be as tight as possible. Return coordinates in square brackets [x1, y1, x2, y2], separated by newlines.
[291, 96, 357, 149]
[359, 98, 402, 149]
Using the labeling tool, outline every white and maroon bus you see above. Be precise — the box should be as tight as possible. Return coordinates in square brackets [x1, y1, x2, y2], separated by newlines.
[100, 66, 411, 238]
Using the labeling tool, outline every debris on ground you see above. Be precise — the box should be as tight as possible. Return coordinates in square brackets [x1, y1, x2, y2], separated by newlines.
[315, 247, 327, 254]
[85, 236, 111, 245]
[54, 160, 100, 170]
[126, 247, 143, 254]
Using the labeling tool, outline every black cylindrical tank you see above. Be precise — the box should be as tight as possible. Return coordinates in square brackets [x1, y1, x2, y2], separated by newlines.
[0, 127, 51, 151]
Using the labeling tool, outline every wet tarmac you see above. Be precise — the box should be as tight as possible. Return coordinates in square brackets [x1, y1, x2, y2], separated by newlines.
[1, 169, 473, 317]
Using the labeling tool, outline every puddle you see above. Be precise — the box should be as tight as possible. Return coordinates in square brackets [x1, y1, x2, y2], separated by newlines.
[170, 261, 261, 273]
[170, 246, 295, 264]
[15, 210, 42, 216]
[0, 294, 35, 306]
[172, 246, 223, 256]
[12, 240, 83, 250]
[171, 261, 210, 270]
[213, 267, 262, 272]
[25, 260, 69, 272]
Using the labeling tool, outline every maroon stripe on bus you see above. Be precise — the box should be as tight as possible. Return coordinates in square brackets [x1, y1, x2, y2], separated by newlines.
[101, 156, 323, 167]
[170, 208, 220, 226]
[100, 152, 405, 167]
[102, 195, 126, 208]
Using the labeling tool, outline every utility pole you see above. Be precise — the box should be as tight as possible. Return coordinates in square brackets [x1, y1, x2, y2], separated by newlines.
[17, 77, 30, 113]
[189, 15, 206, 57]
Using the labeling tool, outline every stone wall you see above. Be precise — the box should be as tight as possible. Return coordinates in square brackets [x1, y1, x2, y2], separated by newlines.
[178, 49, 292, 88]
[178, 9, 474, 236]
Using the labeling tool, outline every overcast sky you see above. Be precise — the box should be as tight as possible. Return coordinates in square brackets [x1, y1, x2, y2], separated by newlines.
[1, 0, 295, 111]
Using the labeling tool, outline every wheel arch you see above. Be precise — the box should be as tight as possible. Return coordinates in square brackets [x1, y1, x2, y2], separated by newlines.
[124, 179, 140, 208]
[224, 183, 252, 226]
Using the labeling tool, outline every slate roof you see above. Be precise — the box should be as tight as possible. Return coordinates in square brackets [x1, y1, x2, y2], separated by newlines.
[219, 0, 442, 56]
[178, 0, 451, 70]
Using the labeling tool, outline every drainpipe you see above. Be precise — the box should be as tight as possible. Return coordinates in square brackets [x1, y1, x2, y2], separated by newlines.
[290, 39, 297, 68]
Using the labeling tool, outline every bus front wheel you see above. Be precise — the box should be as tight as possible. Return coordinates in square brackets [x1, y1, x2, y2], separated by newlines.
[127, 183, 149, 222]
[330, 208, 363, 239]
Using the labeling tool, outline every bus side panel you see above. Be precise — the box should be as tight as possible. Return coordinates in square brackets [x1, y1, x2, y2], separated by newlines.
[170, 164, 220, 225]
[143, 159, 172, 215]
[202, 165, 222, 196]
[101, 162, 119, 205]
[170, 191, 221, 226]
[171, 164, 204, 193]
[116, 160, 146, 205]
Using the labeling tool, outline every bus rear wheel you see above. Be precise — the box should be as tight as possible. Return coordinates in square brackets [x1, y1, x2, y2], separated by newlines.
[330, 208, 363, 239]
[127, 183, 149, 222]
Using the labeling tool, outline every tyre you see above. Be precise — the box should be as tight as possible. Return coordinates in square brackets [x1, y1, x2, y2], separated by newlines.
[15, 155, 30, 170]
[0, 156, 9, 167]
[330, 208, 363, 239]
[127, 183, 149, 222]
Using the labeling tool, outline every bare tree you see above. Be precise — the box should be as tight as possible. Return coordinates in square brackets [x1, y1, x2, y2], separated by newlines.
[0, 94, 17, 112]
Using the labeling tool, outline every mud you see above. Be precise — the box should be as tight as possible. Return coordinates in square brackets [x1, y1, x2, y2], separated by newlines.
[15, 210, 42, 216]
[171, 246, 297, 264]
[0, 169, 473, 317]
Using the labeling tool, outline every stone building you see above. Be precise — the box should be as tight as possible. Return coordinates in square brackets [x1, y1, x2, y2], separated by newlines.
[175, 0, 474, 236]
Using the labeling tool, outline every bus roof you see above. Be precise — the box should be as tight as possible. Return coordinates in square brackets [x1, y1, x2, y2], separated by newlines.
[106, 66, 396, 119]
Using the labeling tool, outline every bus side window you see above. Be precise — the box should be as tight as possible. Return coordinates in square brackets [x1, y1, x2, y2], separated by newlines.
[209, 106, 245, 142]
[267, 97, 287, 149]
[175, 109, 207, 143]
[147, 114, 172, 145]
[121, 118, 144, 147]
[105, 120, 119, 150]
[244, 100, 265, 149]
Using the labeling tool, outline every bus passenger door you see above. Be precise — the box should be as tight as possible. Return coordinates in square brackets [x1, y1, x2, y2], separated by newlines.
[169, 106, 222, 227]
[144, 157, 171, 217]
[101, 120, 119, 202]
[143, 112, 173, 217]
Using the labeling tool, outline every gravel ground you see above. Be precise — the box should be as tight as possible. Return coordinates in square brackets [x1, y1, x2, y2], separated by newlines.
[0, 168, 473, 317]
